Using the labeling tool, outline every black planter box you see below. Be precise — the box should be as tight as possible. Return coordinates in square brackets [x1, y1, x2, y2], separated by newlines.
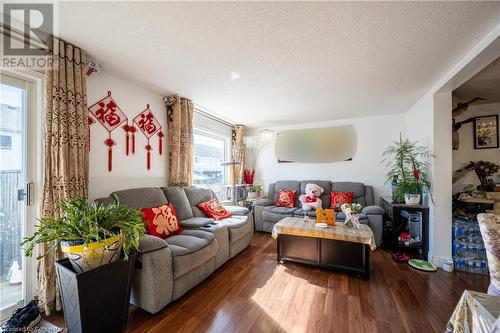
[55, 254, 136, 333]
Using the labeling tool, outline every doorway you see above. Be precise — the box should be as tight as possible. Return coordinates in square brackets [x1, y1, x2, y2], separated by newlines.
[0, 72, 40, 320]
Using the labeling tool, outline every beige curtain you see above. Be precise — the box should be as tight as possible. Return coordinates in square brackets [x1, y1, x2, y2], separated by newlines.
[232, 125, 245, 184]
[164, 95, 193, 186]
[37, 37, 89, 315]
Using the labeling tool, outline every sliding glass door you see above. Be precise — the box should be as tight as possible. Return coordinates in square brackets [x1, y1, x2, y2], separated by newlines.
[0, 73, 36, 320]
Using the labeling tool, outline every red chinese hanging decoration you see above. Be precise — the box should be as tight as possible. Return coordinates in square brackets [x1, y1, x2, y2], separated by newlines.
[133, 104, 163, 170]
[88, 91, 128, 172]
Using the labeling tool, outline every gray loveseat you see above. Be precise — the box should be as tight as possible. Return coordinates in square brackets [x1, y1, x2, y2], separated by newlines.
[96, 186, 253, 314]
[254, 180, 384, 246]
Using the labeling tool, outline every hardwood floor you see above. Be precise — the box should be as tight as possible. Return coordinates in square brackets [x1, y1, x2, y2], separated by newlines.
[47, 232, 489, 333]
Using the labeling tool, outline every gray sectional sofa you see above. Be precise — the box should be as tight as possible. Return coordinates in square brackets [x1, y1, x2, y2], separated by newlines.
[254, 180, 384, 246]
[95, 186, 253, 314]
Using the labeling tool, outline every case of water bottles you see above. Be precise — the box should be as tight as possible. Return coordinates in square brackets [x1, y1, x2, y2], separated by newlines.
[452, 216, 488, 275]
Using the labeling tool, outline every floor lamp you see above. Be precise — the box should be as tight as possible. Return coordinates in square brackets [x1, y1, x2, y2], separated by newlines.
[221, 160, 241, 205]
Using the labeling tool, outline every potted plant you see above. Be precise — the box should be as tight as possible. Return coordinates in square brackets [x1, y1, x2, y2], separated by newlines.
[457, 160, 499, 192]
[21, 198, 144, 272]
[21, 198, 145, 333]
[247, 184, 263, 199]
[382, 134, 434, 204]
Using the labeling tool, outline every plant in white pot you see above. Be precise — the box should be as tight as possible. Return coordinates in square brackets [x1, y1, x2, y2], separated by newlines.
[382, 134, 434, 205]
[21, 198, 145, 272]
[248, 185, 263, 199]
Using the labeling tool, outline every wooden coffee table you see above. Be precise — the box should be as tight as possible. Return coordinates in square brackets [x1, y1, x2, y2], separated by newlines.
[272, 217, 376, 279]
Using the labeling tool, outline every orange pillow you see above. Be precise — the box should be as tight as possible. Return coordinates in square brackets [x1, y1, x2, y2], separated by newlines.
[198, 199, 232, 220]
[276, 189, 297, 208]
[330, 191, 353, 212]
[141, 203, 183, 238]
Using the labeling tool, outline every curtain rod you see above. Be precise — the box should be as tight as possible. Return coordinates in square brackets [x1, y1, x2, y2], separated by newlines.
[194, 105, 234, 128]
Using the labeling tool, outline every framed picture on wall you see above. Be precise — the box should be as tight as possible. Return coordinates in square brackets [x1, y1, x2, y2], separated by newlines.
[474, 115, 499, 149]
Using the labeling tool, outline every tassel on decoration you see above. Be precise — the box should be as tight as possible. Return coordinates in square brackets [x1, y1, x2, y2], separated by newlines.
[158, 131, 164, 155]
[146, 144, 152, 170]
[131, 126, 136, 154]
[123, 124, 131, 156]
[104, 137, 116, 172]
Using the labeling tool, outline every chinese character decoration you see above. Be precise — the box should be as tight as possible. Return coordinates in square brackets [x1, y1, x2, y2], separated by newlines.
[88, 91, 128, 172]
[133, 104, 163, 170]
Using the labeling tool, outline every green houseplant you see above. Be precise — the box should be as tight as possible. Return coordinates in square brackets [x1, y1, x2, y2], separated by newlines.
[248, 184, 263, 199]
[21, 197, 145, 272]
[381, 134, 434, 204]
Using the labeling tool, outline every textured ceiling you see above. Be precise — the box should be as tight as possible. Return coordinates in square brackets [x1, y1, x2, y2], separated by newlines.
[454, 57, 500, 105]
[57, 2, 500, 127]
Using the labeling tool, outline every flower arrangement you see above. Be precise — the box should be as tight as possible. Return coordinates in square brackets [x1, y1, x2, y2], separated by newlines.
[340, 203, 362, 229]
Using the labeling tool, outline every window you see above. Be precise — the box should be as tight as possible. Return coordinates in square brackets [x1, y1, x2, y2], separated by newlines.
[193, 130, 228, 185]
[0, 135, 12, 150]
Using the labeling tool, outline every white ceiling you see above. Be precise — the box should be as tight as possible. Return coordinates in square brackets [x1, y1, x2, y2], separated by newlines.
[57, 2, 500, 127]
[454, 57, 500, 105]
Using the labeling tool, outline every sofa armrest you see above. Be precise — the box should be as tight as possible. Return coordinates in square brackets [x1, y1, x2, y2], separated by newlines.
[254, 198, 274, 206]
[139, 235, 169, 254]
[362, 205, 385, 215]
[224, 205, 250, 216]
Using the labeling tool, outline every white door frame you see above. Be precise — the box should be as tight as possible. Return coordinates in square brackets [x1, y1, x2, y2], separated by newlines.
[0, 70, 43, 321]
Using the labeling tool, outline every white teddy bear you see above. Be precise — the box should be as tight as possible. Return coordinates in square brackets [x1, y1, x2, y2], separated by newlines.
[299, 183, 324, 211]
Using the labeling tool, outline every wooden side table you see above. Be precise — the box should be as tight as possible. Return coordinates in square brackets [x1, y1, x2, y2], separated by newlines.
[380, 196, 430, 260]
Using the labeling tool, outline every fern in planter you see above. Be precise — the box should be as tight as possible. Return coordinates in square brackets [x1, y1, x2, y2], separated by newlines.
[381, 134, 434, 203]
[21, 198, 145, 270]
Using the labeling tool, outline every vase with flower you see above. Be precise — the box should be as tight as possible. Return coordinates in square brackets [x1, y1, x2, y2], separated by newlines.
[341, 203, 363, 229]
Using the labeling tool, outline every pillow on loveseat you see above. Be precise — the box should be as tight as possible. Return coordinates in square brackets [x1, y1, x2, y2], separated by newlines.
[330, 191, 354, 212]
[198, 198, 232, 220]
[141, 203, 183, 238]
[276, 189, 297, 208]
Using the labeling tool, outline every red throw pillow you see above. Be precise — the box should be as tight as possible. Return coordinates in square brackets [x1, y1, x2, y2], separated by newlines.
[198, 199, 232, 220]
[276, 189, 297, 208]
[141, 203, 183, 238]
[330, 191, 354, 212]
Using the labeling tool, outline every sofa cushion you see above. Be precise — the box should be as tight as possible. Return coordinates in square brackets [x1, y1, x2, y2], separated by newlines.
[224, 205, 249, 216]
[111, 187, 168, 209]
[299, 181, 332, 209]
[293, 209, 317, 218]
[184, 186, 215, 217]
[162, 186, 194, 220]
[180, 217, 214, 228]
[263, 206, 298, 214]
[262, 206, 295, 223]
[219, 216, 251, 243]
[273, 181, 301, 207]
[332, 182, 366, 206]
[167, 229, 217, 279]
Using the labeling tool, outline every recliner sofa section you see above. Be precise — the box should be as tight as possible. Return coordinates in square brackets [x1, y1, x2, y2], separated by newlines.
[95, 186, 253, 314]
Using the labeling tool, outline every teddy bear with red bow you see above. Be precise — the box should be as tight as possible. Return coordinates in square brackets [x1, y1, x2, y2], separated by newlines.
[299, 183, 324, 211]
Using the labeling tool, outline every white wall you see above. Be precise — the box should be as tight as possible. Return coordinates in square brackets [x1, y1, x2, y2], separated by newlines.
[87, 72, 168, 200]
[453, 103, 500, 193]
[255, 113, 406, 203]
[402, 23, 500, 267]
